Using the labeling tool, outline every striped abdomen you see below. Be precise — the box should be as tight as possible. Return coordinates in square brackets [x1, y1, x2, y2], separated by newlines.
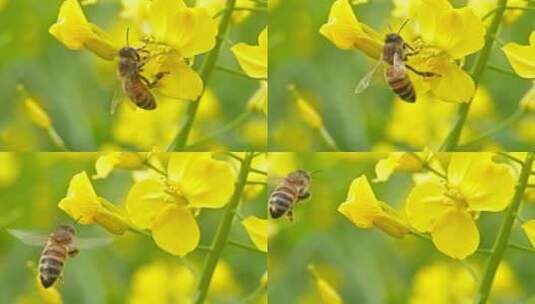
[385, 66, 416, 103]
[39, 242, 67, 288]
[269, 182, 299, 219]
[123, 77, 157, 110]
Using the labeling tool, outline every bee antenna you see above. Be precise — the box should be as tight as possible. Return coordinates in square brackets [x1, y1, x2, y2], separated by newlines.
[309, 170, 322, 176]
[126, 27, 130, 47]
[398, 19, 410, 34]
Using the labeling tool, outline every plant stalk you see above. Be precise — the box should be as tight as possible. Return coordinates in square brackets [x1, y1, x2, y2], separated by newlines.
[476, 152, 534, 304]
[194, 152, 254, 304]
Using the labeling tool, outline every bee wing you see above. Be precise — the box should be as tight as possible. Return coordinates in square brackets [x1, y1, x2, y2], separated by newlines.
[7, 229, 49, 247]
[74, 236, 114, 249]
[390, 52, 406, 76]
[355, 60, 384, 94]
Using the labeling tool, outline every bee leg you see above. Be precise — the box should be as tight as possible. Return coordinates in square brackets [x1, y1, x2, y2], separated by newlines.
[406, 65, 439, 78]
[139, 75, 152, 88]
[67, 248, 79, 258]
[149, 72, 170, 88]
[287, 210, 294, 222]
[298, 191, 311, 201]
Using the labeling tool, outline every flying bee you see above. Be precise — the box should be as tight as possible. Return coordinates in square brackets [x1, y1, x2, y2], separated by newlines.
[355, 20, 438, 103]
[269, 170, 312, 222]
[8, 225, 111, 288]
[112, 29, 168, 113]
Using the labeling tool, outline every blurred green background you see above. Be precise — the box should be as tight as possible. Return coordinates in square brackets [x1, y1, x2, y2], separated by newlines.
[0, 153, 266, 303]
[269, 0, 535, 151]
[268, 152, 535, 303]
[0, 0, 267, 151]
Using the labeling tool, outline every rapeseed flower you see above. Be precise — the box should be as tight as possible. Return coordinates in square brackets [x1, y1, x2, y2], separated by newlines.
[231, 27, 268, 79]
[502, 31, 535, 79]
[58, 171, 130, 234]
[374, 151, 442, 182]
[338, 175, 410, 238]
[126, 153, 235, 256]
[308, 265, 343, 304]
[320, 0, 486, 103]
[93, 152, 146, 179]
[405, 153, 515, 259]
[242, 216, 268, 252]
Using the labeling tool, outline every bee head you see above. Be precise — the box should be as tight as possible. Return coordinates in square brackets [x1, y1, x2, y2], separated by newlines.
[118, 47, 139, 60]
[385, 33, 403, 44]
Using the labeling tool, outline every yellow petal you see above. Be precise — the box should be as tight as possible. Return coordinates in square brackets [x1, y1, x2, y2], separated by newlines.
[167, 7, 218, 57]
[502, 31, 535, 79]
[126, 179, 169, 229]
[248, 80, 268, 115]
[317, 278, 343, 304]
[319, 0, 383, 59]
[374, 157, 398, 182]
[152, 204, 200, 256]
[405, 181, 449, 232]
[148, 0, 186, 42]
[58, 171, 102, 224]
[431, 207, 479, 259]
[167, 153, 235, 208]
[448, 153, 515, 212]
[241, 216, 267, 252]
[93, 153, 121, 179]
[231, 27, 268, 79]
[520, 82, 535, 113]
[338, 175, 381, 228]
[49, 0, 92, 49]
[429, 60, 475, 102]
[521, 220, 535, 247]
[153, 54, 204, 101]
[296, 96, 323, 129]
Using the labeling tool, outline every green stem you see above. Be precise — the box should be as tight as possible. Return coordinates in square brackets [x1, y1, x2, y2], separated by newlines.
[183, 112, 252, 151]
[194, 152, 254, 304]
[440, 0, 509, 151]
[234, 6, 268, 12]
[508, 242, 535, 254]
[457, 110, 523, 149]
[228, 240, 265, 253]
[171, 0, 237, 151]
[487, 64, 519, 77]
[477, 152, 534, 304]
[496, 152, 524, 165]
[216, 66, 258, 80]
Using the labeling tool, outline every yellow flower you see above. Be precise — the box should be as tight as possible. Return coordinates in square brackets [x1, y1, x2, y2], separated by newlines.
[120, 0, 150, 22]
[386, 95, 457, 149]
[405, 153, 515, 259]
[520, 82, 535, 113]
[319, 0, 383, 59]
[93, 152, 146, 179]
[374, 151, 441, 182]
[503, 31, 535, 79]
[242, 216, 267, 252]
[0, 153, 20, 187]
[126, 153, 235, 256]
[338, 175, 409, 238]
[322, 0, 486, 102]
[248, 81, 268, 115]
[209, 260, 241, 296]
[289, 85, 324, 129]
[522, 220, 535, 248]
[23, 98, 51, 130]
[49, 0, 117, 60]
[468, 0, 528, 25]
[308, 265, 343, 304]
[231, 27, 268, 79]
[128, 261, 195, 304]
[58, 172, 130, 234]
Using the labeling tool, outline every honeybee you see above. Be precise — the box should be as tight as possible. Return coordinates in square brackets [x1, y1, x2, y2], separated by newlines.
[269, 170, 311, 222]
[355, 20, 437, 103]
[8, 225, 111, 288]
[112, 30, 168, 113]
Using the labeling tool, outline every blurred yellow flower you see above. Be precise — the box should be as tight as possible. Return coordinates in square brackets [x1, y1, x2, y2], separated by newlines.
[406, 153, 515, 259]
[242, 216, 268, 252]
[231, 27, 268, 79]
[93, 152, 146, 179]
[209, 260, 241, 296]
[126, 153, 235, 256]
[319, 0, 383, 59]
[36, 274, 62, 304]
[128, 261, 195, 304]
[468, 0, 528, 25]
[58, 172, 130, 234]
[23, 98, 51, 130]
[296, 94, 323, 130]
[248, 81, 268, 115]
[522, 220, 535, 247]
[0, 153, 20, 187]
[339, 175, 410, 238]
[502, 31, 535, 79]
[409, 261, 521, 303]
[49, 0, 117, 60]
[308, 265, 343, 304]
[520, 82, 535, 113]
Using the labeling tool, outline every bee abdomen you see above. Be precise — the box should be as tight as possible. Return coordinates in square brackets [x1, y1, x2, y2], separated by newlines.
[388, 76, 416, 103]
[39, 257, 63, 288]
[134, 91, 157, 110]
[269, 190, 296, 218]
